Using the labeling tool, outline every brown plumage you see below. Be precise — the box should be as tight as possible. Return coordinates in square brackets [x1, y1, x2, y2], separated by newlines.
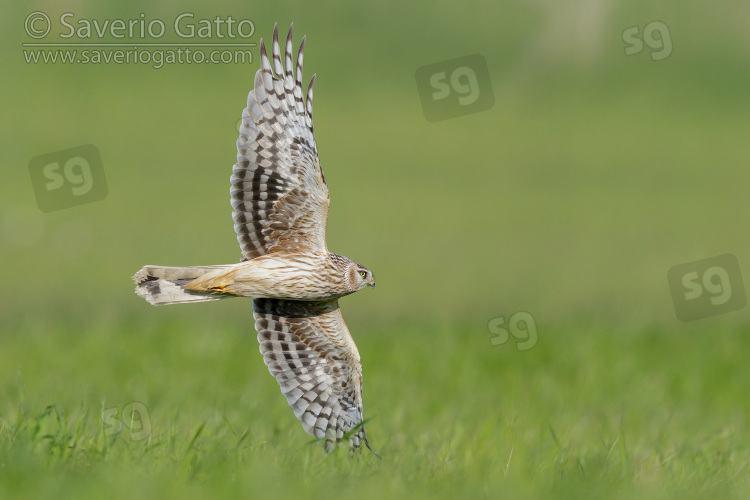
[132, 23, 375, 452]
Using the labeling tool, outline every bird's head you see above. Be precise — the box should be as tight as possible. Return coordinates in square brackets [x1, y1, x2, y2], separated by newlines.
[340, 254, 375, 293]
[352, 264, 375, 291]
[330, 253, 375, 293]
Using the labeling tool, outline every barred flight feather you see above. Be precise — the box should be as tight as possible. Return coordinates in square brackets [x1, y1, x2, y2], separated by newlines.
[253, 297, 369, 451]
[233, 23, 328, 261]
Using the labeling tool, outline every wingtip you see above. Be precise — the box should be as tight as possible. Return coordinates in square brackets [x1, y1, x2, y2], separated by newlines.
[364, 437, 380, 458]
[259, 38, 272, 73]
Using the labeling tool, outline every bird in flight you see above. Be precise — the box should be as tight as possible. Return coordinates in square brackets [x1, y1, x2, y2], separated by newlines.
[132, 23, 375, 452]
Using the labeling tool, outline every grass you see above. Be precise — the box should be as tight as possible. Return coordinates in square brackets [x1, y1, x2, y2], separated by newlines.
[3, 316, 750, 499]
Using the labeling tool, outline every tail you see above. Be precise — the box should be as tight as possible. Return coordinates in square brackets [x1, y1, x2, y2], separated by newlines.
[132, 264, 237, 306]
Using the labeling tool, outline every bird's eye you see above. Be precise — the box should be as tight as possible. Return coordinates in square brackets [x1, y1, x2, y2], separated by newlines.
[359, 271, 367, 278]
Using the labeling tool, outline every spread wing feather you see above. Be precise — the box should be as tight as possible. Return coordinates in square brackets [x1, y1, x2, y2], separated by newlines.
[253, 298, 369, 451]
[232, 23, 329, 261]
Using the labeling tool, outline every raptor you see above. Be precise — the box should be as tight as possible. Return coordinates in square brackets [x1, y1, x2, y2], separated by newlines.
[133, 23, 375, 452]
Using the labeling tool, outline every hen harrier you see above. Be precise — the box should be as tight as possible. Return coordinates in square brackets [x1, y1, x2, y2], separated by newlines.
[132, 23, 375, 452]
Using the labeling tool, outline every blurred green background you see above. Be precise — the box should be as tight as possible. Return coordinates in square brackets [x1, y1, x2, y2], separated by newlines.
[3, 1, 750, 329]
[2, 1, 750, 497]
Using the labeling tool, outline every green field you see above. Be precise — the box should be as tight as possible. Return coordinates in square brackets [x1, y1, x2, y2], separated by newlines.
[3, 1, 750, 498]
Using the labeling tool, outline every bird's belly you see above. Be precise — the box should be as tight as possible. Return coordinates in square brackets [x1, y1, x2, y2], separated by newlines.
[231, 255, 338, 300]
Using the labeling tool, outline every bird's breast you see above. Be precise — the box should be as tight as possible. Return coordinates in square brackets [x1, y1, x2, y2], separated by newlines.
[230, 253, 346, 300]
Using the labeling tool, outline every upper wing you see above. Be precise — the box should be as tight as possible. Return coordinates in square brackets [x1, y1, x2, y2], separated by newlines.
[253, 298, 370, 451]
[232, 24, 329, 262]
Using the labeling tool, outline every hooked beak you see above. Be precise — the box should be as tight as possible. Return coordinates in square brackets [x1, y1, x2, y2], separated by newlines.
[368, 277, 375, 288]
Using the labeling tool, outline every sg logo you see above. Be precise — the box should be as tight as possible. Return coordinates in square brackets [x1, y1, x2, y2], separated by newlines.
[430, 67, 481, 106]
[487, 311, 538, 351]
[101, 401, 151, 441]
[415, 54, 494, 122]
[667, 254, 746, 322]
[623, 21, 673, 61]
[29, 144, 107, 212]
